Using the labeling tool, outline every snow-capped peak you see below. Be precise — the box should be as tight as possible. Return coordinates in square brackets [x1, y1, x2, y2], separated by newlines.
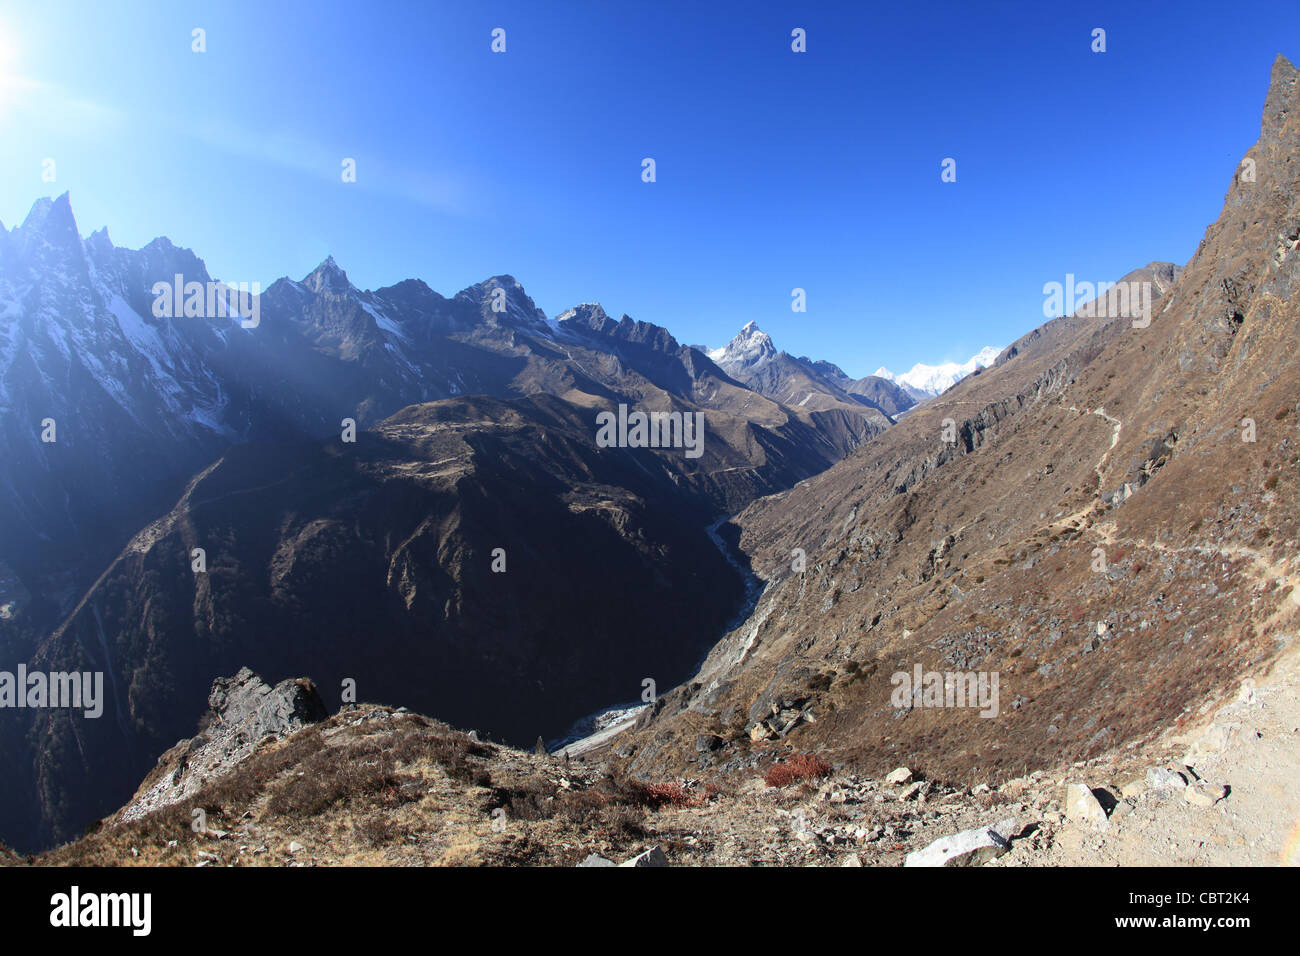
[875, 346, 1002, 397]
[709, 321, 776, 368]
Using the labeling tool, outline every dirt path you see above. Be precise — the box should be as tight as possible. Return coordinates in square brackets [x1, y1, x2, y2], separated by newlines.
[1007, 642, 1300, 866]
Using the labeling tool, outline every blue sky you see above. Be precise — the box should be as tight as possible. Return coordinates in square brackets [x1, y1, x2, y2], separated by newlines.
[1, 0, 1294, 377]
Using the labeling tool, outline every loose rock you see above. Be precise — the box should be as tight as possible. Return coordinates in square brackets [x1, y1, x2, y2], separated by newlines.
[904, 817, 1018, 867]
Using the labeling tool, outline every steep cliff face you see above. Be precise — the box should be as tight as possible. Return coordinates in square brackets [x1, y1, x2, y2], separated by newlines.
[9, 393, 748, 850]
[619, 56, 1300, 787]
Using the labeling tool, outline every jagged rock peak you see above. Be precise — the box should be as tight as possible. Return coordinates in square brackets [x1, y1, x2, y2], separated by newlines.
[1257, 54, 1299, 145]
[207, 666, 329, 731]
[87, 226, 112, 249]
[556, 302, 610, 324]
[711, 320, 776, 368]
[17, 192, 81, 249]
[303, 254, 352, 293]
[117, 668, 329, 824]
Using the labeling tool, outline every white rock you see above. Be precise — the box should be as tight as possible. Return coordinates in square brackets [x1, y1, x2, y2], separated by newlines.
[1238, 679, 1256, 705]
[619, 846, 668, 867]
[904, 817, 1018, 867]
[898, 781, 924, 801]
[1184, 782, 1227, 808]
[1146, 766, 1188, 791]
[884, 767, 913, 786]
[1064, 784, 1110, 829]
[1184, 723, 1235, 764]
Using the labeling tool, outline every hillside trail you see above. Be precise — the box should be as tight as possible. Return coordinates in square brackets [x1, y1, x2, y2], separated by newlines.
[936, 394, 1300, 866]
[1010, 637, 1300, 866]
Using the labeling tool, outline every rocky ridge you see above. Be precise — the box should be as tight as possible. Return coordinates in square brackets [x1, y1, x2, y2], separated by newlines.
[19, 636, 1298, 867]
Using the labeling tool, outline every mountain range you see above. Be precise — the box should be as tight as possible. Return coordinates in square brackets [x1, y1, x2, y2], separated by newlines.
[706, 321, 920, 417]
[0, 200, 902, 636]
[874, 346, 1004, 401]
[2, 54, 1297, 866]
[0, 193, 900, 848]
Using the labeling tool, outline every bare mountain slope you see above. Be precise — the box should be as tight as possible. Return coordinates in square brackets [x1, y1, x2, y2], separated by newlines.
[617, 55, 1300, 790]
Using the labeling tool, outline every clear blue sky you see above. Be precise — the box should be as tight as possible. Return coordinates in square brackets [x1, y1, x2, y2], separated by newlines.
[1, 0, 1294, 376]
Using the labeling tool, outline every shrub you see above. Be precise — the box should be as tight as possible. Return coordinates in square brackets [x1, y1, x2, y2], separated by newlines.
[640, 780, 706, 808]
[764, 753, 832, 788]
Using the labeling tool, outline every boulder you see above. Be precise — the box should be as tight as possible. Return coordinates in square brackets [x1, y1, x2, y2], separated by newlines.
[1064, 783, 1110, 829]
[207, 667, 329, 735]
[904, 817, 1018, 867]
[1145, 766, 1188, 791]
[1120, 778, 1147, 799]
[1183, 723, 1235, 764]
[619, 846, 668, 867]
[884, 767, 914, 786]
[898, 781, 924, 801]
[695, 734, 726, 753]
[1184, 782, 1228, 808]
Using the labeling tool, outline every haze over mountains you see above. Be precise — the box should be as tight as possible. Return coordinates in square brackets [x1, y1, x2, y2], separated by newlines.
[0, 198, 895, 633]
[1, 52, 1297, 869]
[0, 192, 896, 848]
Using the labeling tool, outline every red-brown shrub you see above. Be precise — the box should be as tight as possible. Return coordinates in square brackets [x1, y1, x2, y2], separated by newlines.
[640, 780, 706, 808]
[764, 753, 832, 788]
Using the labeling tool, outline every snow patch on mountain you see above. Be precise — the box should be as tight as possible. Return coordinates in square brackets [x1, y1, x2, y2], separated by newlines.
[360, 299, 407, 341]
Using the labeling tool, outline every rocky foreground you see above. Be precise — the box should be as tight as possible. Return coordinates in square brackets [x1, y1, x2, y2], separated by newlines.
[9, 639, 1295, 867]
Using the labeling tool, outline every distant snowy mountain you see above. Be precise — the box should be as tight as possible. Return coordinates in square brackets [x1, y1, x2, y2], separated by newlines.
[874, 346, 1003, 399]
[706, 321, 910, 420]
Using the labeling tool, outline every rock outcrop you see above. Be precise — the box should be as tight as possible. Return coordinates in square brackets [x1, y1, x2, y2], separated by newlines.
[118, 668, 327, 823]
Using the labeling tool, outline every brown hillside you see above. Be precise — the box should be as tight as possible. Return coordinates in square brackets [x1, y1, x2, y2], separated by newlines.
[618, 55, 1300, 788]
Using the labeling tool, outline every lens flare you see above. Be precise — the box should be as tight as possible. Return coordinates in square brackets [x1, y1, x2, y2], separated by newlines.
[1283, 816, 1300, 866]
